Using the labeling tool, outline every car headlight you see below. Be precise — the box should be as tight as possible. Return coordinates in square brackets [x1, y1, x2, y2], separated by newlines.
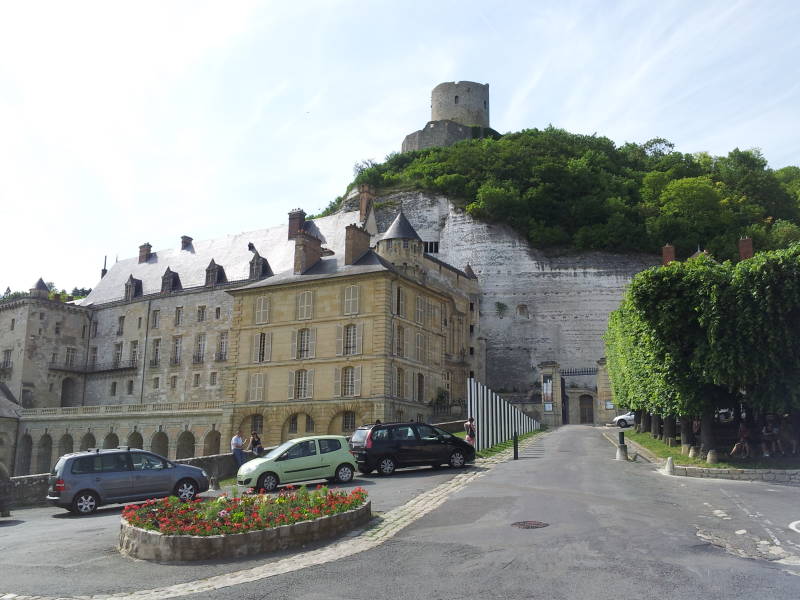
[201, 469, 209, 478]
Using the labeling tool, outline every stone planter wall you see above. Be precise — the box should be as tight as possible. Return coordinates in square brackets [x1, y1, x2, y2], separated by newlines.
[118, 501, 372, 562]
[673, 466, 800, 484]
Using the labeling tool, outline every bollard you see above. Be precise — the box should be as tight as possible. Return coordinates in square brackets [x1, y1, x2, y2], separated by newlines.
[513, 432, 519, 460]
[616, 443, 629, 461]
[618, 431, 625, 446]
[665, 456, 675, 475]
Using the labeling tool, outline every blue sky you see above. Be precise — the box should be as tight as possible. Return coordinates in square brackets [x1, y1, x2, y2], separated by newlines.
[1, 0, 799, 292]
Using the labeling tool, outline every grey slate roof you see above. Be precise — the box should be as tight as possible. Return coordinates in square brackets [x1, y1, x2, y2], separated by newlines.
[34, 278, 49, 292]
[78, 211, 363, 306]
[381, 212, 422, 241]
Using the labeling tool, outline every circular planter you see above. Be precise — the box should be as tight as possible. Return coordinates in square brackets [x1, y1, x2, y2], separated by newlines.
[119, 501, 371, 562]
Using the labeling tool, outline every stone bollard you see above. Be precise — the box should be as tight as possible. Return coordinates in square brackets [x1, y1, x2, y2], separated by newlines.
[665, 456, 675, 475]
[706, 449, 719, 464]
[209, 476, 220, 491]
[681, 444, 691, 455]
[688, 446, 699, 458]
[616, 444, 629, 461]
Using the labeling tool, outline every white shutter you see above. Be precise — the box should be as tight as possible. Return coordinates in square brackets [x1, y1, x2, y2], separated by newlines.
[353, 286, 360, 314]
[411, 370, 417, 401]
[291, 330, 298, 360]
[265, 332, 272, 362]
[334, 367, 341, 397]
[288, 370, 295, 400]
[399, 289, 405, 318]
[425, 335, 430, 364]
[354, 366, 361, 397]
[307, 369, 314, 398]
[403, 371, 409, 399]
[340, 286, 346, 315]
[392, 367, 398, 397]
[355, 323, 363, 355]
[404, 328, 410, 359]
[309, 328, 317, 358]
[251, 333, 260, 363]
[393, 323, 398, 356]
[295, 293, 301, 320]
[307, 291, 314, 320]
[336, 325, 344, 356]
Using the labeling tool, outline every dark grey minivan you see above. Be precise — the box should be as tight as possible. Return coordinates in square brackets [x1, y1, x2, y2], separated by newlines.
[47, 447, 210, 515]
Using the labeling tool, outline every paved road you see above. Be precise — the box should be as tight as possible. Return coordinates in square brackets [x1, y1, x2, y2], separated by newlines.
[2, 426, 800, 599]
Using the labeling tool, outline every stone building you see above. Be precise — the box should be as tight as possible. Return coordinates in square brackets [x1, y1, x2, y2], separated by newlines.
[0, 201, 482, 475]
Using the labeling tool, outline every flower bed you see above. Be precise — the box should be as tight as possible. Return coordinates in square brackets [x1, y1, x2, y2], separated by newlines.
[119, 486, 371, 562]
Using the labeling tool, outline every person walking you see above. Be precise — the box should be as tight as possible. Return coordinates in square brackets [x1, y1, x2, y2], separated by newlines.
[464, 417, 476, 446]
[231, 430, 245, 467]
[246, 430, 264, 457]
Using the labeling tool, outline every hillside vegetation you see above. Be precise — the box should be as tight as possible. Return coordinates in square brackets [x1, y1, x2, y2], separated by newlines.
[345, 127, 800, 259]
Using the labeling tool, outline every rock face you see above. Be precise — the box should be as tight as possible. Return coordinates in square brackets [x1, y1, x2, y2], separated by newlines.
[357, 190, 659, 394]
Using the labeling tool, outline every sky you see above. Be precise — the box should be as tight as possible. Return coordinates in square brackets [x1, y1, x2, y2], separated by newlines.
[1, 0, 799, 293]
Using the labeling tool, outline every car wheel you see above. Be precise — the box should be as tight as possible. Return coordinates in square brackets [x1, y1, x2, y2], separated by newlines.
[174, 479, 198, 502]
[71, 491, 99, 515]
[257, 472, 279, 493]
[617, 419, 628, 428]
[377, 456, 396, 476]
[449, 451, 466, 468]
[335, 463, 355, 483]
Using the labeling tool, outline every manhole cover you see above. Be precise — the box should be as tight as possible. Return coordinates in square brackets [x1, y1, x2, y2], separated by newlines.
[511, 521, 549, 529]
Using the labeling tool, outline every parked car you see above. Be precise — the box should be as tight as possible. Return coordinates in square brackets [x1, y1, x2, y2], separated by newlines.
[47, 447, 209, 515]
[349, 422, 475, 476]
[236, 435, 356, 492]
[612, 411, 635, 428]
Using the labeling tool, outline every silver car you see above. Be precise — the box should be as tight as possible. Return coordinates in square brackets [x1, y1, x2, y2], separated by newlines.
[47, 447, 209, 515]
[612, 411, 635, 428]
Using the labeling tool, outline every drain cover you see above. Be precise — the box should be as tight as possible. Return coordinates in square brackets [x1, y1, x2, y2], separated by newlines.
[511, 521, 549, 529]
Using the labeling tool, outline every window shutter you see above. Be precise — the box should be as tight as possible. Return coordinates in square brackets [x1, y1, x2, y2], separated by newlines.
[336, 325, 344, 356]
[354, 366, 361, 397]
[291, 330, 298, 360]
[295, 293, 301, 320]
[353, 286, 360, 314]
[309, 328, 317, 358]
[334, 367, 341, 397]
[251, 333, 260, 363]
[287, 370, 295, 400]
[341, 286, 346, 315]
[399, 289, 405, 318]
[392, 323, 398, 356]
[411, 370, 417, 401]
[392, 367, 398, 397]
[308, 291, 314, 320]
[404, 328, 410, 359]
[355, 323, 363, 355]
[264, 297, 270, 323]
[403, 372, 409, 400]
[257, 373, 265, 402]
[265, 332, 272, 362]
[425, 335, 430, 364]
[307, 369, 314, 398]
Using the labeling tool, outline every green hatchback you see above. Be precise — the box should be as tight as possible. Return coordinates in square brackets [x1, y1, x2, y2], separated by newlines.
[236, 435, 357, 492]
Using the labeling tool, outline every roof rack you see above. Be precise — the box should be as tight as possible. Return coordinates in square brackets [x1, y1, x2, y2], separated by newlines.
[117, 446, 130, 451]
[86, 447, 101, 453]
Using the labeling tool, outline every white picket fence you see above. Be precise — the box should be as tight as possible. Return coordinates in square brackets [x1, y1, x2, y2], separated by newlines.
[467, 378, 540, 451]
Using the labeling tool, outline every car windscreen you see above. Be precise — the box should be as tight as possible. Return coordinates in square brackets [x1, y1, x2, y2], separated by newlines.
[263, 440, 295, 460]
[350, 429, 369, 444]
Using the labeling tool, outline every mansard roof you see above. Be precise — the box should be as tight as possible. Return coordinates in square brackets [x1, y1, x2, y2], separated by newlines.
[381, 212, 422, 241]
[78, 210, 362, 306]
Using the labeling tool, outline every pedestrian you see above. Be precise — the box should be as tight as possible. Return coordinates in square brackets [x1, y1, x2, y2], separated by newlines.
[464, 416, 476, 446]
[231, 429, 245, 467]
[761, 414, 784, 457]
[246, 430, 263, 457]
[729, 421, 751, 458]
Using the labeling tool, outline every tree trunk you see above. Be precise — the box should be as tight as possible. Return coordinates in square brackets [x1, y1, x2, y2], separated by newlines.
[700, 409, 715, 457]
[663, 415, 676, 446]
[634, 410, 642, 432]
[641, 412, 652, 434]
[651, 414, 661, 439]
[680, 416, 693, 454]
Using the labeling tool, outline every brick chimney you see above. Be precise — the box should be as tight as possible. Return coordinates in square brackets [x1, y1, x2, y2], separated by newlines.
[288, 209, 306, 240]
[293, 231, 322, 274]
[181, 236, 193, 250]
[138, 243, 152, 264]
[662, 244, 675, 265]
[358, 184, 375, 222]
[345, 224, 371, 265]
[738, 237, 754, 261]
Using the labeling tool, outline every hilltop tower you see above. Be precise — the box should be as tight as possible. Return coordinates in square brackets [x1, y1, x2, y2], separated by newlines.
[402, 81, 499, 153]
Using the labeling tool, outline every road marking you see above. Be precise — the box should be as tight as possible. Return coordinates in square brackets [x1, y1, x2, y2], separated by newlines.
[789, 520, 800, 535]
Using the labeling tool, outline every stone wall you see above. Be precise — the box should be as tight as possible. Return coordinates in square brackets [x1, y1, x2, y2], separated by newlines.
[402, 121, 498, 153]
[672, 466, 800, 484]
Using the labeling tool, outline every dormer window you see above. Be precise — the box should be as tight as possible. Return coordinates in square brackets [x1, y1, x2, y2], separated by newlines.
[124, 276, 143, 301]
[161, 268, 182, 293]
[249, 251, 272, 280]
[205, 260, 227, 286]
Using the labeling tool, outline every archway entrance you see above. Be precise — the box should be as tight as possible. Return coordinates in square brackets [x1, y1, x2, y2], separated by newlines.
[80, 432, 96, 451]
[37, 434, 53, 473]
[579, 395, 594, 424]
[203, 430, 221, 456]
[127, 431, 143, 449]
[151, 431, 169, 458]
[176, 431, 195, 459]
[103, 433, 119, 449]
[16, 434, 32, 475]
[59, 434, 74, 456]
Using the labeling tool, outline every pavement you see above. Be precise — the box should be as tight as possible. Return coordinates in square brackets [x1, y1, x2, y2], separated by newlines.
[2, 426, 800, 599]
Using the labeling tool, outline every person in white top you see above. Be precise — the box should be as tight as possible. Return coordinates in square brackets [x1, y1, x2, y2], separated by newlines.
[231, 430, 245, 467]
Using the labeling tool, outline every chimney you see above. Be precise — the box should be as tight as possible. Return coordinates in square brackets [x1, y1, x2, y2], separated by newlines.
[138, 243, 152, 264]
[358, 184, 375, 222]
[738, 237, 753, 261]
[288, 209, 306, 240]
[662, 243, 675, 266]
[101, 255, 108, 278]
[181, 236, 193, 250]
[345, 224, 371, 265]
[293, 232, 322, 274]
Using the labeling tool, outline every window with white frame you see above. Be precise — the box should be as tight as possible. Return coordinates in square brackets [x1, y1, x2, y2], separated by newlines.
[251, 414, 263, 432]
[217, 331, 228, 360]
[251, 332, 271, 363]
[254, 296, 270, 324]
[395, 368, 406, 399]
[113, 343, 123, 367]
[194, 334, 206, 362]
[395, 325, 405, 357]
[197, 305, 206, 322]
[65, 347, 76, 367]
[415, 332, 427, 362]
[289, 369, 313, 399]
[342, 366, 355, 396]
[343, 285, 359, 315]
[152, 339, 161, 364]
[248, 373, 265, 402]
[210, 372, 217, 386]
[415, 296, 425, 324]
[343, 324, 359, 355]
[172, 336, 182, 364]
[297, 291, 312, 320]
[342, 411, 356, 432]
[293, 328, 315, 359]
[396, 287, 405, 317]
[174, 307, 183, 326]
[151, 310, 160, 329]
[129, 341, 138, 364]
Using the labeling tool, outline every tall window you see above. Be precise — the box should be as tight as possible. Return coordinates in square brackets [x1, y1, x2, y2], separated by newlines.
[251, 332, 271, 363]
[416, 373, 425, 402]
[344, 324, 358, 355]
[252, 414, 263, 432]
[215, 306, 221, 319]
[129, 341, 138, 365]
[542, 375, 553, 412]
[294, 328, 315, 359]
[110, 382, 117, 396]
[342, 411, 356, 432]
[396, 287, 405, 317]
[152, 339, 161, 365]
[342, 367, 355, 396]
[55, 322, 61, 335]
[10, 318, 14, 331]
[197, 306, 206, 322]
[297, 291, 312, 320]
[288, 414, 298, 433]
[254, 296, 270, 324]
[174, 307, 183, 326]
[336, 366, 361, 397]
[170, 375, 177, 390]
[65, 347, 76, 367]
[117, 316, 125, 335]
[172, 336, 182, 365]
[127, 379, 134, 395]
[415, 296, 425, 324]
[396, 325, 405, 357]
[151, 310, 160, 329]
[395, 368, 406, 399]
[193, 373, 200, 387]
[415, 332, 426, 362]
[290, 369, 313, 399]
[91, 321, 97, 337]
[194, 334, 206, 363]
[153, 377, 160, 389]
[89, 346, 98, 368]
[113, 343, 123, 367]
[305, 415, 315, 432]
[210, 372, 217, 386]
[217, 331, 228, 360]
[343, 285, 360, 315]
[248, 373, 265, 402]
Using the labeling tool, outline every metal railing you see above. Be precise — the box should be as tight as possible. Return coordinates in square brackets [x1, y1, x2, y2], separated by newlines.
[214, 351, 228, 362]
[19, 400, 224, 417]
[170, 356, 181, 366]
[192, 353, 205, 364]
[49, 358, 138, 373]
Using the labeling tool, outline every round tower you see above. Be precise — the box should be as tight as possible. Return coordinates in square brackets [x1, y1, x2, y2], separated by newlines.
[431, 81, 490, 128]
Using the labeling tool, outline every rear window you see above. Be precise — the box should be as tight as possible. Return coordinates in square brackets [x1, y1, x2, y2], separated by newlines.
[71, 456, 99, 474]
[319, 439, 341, 454]
[71, 453, 130, 474]
[350, 429, 369, 444]
[51, 457, 66, 476]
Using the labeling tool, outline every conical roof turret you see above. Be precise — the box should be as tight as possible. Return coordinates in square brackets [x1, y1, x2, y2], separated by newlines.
[381, 211, 421, 241]
[34, 278, 49, 291]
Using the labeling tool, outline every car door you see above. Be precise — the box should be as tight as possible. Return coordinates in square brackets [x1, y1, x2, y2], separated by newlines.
[391, 425, 425, 466]
[278, 440, 323, 483]
[130, 452, 173, 497]
[415, 424, 449, 463]
[95, 453, 133, 502]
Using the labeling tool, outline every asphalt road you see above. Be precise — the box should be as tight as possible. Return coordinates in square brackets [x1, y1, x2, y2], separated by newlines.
[2, 426, 800, 599]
